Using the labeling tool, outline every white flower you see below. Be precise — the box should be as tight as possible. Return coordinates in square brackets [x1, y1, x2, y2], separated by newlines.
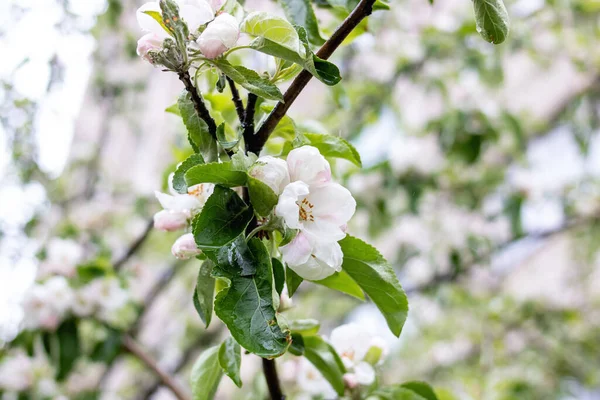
[280, 232, 342, 280]
[278, 287, 293, 311]
[286, 145, 331, 186]
[389, 135, 444, 175]
[153, 181, 214, 232]
[171, 233, 202, 259]
[250, 156, 290, 195]
[21, 277, 74, 330]
[197, 13, 239, 59]
[0, 351, 33, 391]
[296, 358, 337, 399]
[137, 33, 163, 63]
[276, 181, 355, 242]
[71, 286, 97, 317]
[136, 0, 214, 38]
[38, 238, 83, 278]
[329, 323, 389, 386]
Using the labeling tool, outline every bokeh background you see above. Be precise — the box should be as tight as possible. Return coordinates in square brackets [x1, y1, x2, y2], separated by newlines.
[1, 0, 600, 399]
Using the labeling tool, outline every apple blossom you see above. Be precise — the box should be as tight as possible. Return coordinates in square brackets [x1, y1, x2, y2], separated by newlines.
[0, 350, 33, 391]
[38, 238, 83, 278]
[21, 276, 74, 330]
[276, 181, 355, 242]
[136, 33, 164, 64]
[136, 0, 214, 39]
[249, 156, 290, 195]
[197, 13, 240, 59]
[286, 145, 332, 186]
[329, 323, 389, 386]
[153, 182, 214, 231]
[280, 232, 343, 280]
[172, 233, 202, 259]
[296, 358, 337, 399]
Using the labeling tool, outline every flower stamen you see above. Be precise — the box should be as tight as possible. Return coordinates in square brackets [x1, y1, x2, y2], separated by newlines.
[298, 198, 315, 222]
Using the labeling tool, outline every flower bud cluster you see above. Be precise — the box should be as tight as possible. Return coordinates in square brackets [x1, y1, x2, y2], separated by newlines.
[250, 146, 356, 281]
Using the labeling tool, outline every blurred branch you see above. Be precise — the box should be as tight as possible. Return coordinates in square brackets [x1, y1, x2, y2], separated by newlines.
[263, 358, 284, 400]
[113, 218, 154, 272]
[404, 216, 595, 295]
[123, 335, 191, 400]
[248, 0, 377, 154]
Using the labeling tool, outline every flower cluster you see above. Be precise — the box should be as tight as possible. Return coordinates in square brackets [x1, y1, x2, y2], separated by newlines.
[136, 0, 240, 63]
[250, 146, 356, 281]
[153, 176, 214, 259]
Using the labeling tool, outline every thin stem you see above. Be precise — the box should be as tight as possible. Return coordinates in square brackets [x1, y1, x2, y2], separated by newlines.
[122, 335, 191, 400]
[178, 70, 217, 140]
[262, 358, 284, 400]
[227, 77, 246, 123]
[248, 0, 375, 154]
[243, 93, 258, 146]
[113, 218, 154, 272]
[223, 45, 252, 58]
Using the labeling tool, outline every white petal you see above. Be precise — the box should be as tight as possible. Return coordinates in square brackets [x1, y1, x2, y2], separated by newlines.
[312, 239, 343, 273]
[275, 181, 309, 230]
[309, 182, 356, 227]
[280, 232, 312, 266]
[153, 210, 188, 231]
[197, 13, 239, 58]
[353, 362, 375, 385]
[180, 2, 215, 31]
[250, 156, 290, 195]
[286, 145, 331, 186]
[136, 2, 170, 38]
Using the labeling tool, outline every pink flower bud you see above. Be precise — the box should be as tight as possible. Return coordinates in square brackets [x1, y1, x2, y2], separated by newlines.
[343, 373, 358, 389]
[137, 33, 163, 63]
[153, 210, 189, 232]
[171, 233, 202, 259]
[197, 14, 239, 59]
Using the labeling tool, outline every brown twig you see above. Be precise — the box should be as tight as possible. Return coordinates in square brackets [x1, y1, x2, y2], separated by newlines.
[262, 358, 284, 400]
[227, 77, 246, 123]
[243, 93, 258, 146]
[122, 335, 191, 400]
[248, 0, 376, 154]
[178, 70, 217, 140]
[113, 218, 154, 272]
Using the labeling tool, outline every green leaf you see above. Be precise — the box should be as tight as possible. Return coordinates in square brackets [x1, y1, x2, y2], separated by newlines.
[373, 0, 391, 10]
[142, 10, 171, 36]
[55, 319, 80, 381]
[247, 176, 279, 217]
[401, 382, 439, 400]
[212, 238, 291, 358]
[289, 319, 320, 335]
[314, 270, 365, 300]
[216, 122, 240, 150]
[173, 153, 205, 194]
[211, 60, 284, 101]
[185, 162, 248, 187]
[285, 266, 303, 297]
[219, 337, 242, 388]
[90, 327, 122, 364]
[231, 150, 258, 172]
[160, 0, 189, 47]
[193, 260, 215, 327]
[178, 91, 218, 162]
[371, 387, 429, 400]
[473, 0, 510, 44]
[288, 332, 305, 355]
[192, 186, 254, 250]
[303, 335, 346, 396]
[272, 258, 285, 296]
[241, 12, 305, 56]
[211, 236, 258, 276]
[340, 236, 408, 337]
[303, 133, 361, 166]
[165, 103, 181, 116]
[279, 0, 325, 45]
[190, 346, 223, 400]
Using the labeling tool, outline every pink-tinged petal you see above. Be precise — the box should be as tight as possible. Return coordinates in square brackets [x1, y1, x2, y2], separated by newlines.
[171, 233, 202, 259]
[280, 232, 312, 266]
[308, 182, 356, 226]
[275, 181, 309, 230]
[250, 156, 290, 195]
[286, 145, 331, 186]
[136, 33, 163, 63]
[136, 2, 170, 38]
[197, 13, 239, 58]
[153, 210, 188, 231]
[180, 2, 215, 31]
[353, 362, 375, 385]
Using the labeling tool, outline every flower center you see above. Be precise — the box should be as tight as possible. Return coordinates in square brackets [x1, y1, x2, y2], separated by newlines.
[188, 184, 205, 197]
[298, 198, 315, 222]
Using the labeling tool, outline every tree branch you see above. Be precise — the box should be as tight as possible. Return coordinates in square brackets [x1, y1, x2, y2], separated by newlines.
[178, 70, 217, 140]
[248, 0, 376, 154]
[227, 77, 246, 123]
[113, 218, 154, 272]
[262, 358, 284, 400]
[122, 335, 191, 400]
[243, 93, 258, 146]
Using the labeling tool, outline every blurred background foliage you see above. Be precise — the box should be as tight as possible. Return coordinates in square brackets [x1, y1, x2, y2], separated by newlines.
[1, 0, 600, 399]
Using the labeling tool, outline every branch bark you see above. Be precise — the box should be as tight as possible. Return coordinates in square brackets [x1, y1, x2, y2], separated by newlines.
[243, 93, 258, 146]
[113, 218, 154, 272]
[248, 0, 376, 154]
[122, 335, 191, 400]
[262, 358, 284, 400]
[227, 77, 246, 123]
[178, 70, 217, 140]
